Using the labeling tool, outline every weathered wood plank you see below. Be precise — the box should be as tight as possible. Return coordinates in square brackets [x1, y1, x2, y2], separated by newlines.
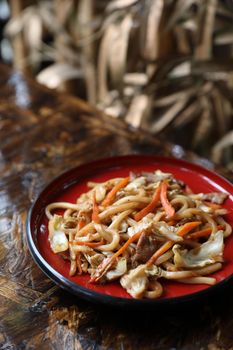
[0, 63, 233, 350]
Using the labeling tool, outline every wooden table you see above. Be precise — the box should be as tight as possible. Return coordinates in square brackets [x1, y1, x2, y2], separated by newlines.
[1, 64, 233, 350]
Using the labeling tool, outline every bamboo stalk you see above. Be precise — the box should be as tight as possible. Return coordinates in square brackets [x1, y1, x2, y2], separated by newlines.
[9, 0, 33, 72]
[195, 0, 217, 59]
[77, 0, 96, 104]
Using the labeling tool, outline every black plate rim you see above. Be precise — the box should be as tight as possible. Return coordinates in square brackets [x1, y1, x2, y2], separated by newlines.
[26, 154, 233, 307]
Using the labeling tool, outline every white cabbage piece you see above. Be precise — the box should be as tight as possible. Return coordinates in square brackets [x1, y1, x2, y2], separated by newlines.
[125, 176, 146, 191]
[203, 192, 228, 204]
[173, 230, 224, 268]
[120, 264, 148, 299]
[141, 170, 171, 183]
[127, 217, 182, 242]
[127, 213, 154, 237]
[48, 214, 69, 253]
[196, 202, 213, 213]
[119, 219, 129, 233]
[155, 222, 183, 242]
[189, 192, 228, 204]
[106, 258, 127, 281]
[95, 185, 107, 202]
[153, 170, 172, 181]
[50, 231, 69, 253]
[76, 200, 92, 213]
[85, 252, 104, 268]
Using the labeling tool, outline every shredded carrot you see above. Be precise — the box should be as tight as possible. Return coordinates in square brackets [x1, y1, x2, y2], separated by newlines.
[176, 221, 202, 236]
[147, 241, 173, 267]
[160, 181, 175, 218]
[147, 221, 201, 266]
[76, 253, 82, 275]
[185, 185, 193, 194]
[90, 230, 144, 282]
[71, 240, 105, 248]
[92, 191, 101, 223]
[77, 219, 86, 232]
[187, 225, 224, 240]
[134, 185, 161, 221]
[102, 177, 130, 206]
[167, 219, 176, 226]
[204, 201, 222, 210]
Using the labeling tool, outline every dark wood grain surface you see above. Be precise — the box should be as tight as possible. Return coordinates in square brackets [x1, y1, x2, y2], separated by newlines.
[1, 64, 233, 350]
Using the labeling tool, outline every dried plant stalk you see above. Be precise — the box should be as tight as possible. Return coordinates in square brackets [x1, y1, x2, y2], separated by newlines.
[5, 0, 233, 170]
[76, 0, 96, 104]
[212, 131, 233, 166]
[195, 0, 217, 59]
[9, 0, 31, 72]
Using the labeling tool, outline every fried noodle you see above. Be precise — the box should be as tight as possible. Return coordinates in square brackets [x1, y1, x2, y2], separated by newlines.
[45, 170, 231, 299]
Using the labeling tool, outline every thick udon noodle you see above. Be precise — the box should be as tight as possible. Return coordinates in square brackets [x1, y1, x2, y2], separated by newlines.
[45, 170, 231, 299]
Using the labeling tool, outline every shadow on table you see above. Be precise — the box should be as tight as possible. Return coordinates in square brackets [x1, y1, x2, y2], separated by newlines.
[56, 282, 233, 349]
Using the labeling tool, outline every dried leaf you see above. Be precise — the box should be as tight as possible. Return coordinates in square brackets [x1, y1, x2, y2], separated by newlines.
[212, 130, 233, 163]
[5, 0, 233, 170]
[125, 94, 152, 128]
[104, 99, 125, 118]
[182, 19, 197, 32]
[97, 23, 116, 103]
[214, 31, 233, 45]
[191, 101, 212, 148]
[166, 0, 199, 30]
[195, 0, 217, 59]
[151, 98, 188, 133]
[142, 0, 164, 61]
[108, 14, 133, 92]
[54, 40, 79, 64]
[216, 4, 233, 21]
[36, 63, 82, 89]
[77, 0, 96, 104]
[154, 87, 196, 108]
[106, 0, 139, 12]
[210, 88, 228, 136]
[173, 26, 191, 54]
[169, 61, 191, 78]
[191, 60, 233, 74]
[4, 10, 29, 37]
[54, 0, 74, 26]
[124, 73, 148, 86]
[38, 1, 64, 35]
[23, 12, 42, 51]
[173, 101, 201, 128]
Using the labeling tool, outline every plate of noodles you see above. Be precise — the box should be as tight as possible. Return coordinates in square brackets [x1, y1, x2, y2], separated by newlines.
[26, 155, 233, 307]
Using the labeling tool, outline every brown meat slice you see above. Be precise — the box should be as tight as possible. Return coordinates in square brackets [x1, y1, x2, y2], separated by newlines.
[203, 192, 228, 204]
[132, 233, 158, 266]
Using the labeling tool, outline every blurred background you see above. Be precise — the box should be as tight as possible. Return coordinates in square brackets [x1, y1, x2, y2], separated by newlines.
[0, 0, 233, 170]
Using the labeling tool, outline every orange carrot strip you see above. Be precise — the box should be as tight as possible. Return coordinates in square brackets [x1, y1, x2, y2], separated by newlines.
[147, 221, 201, 266]
[160, 181, 175, 218]
[134, 185, 161, 221]
[102, 177, 130, 206]
[90, 230, 144, 282]
[147, 241, 173, 267]
[204, 201, 222, 210]
[167, 219, 176, 226]
[71, 240, 105, 248]
[92, 191, 100, 223]
[176, 221, 202, 236]
[77, 220, 86, 231]
[187, 225, 224, 240]
[185, 185, 193, 194]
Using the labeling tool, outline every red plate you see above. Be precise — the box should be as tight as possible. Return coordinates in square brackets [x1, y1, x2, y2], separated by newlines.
[26, 155, 233, 307]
